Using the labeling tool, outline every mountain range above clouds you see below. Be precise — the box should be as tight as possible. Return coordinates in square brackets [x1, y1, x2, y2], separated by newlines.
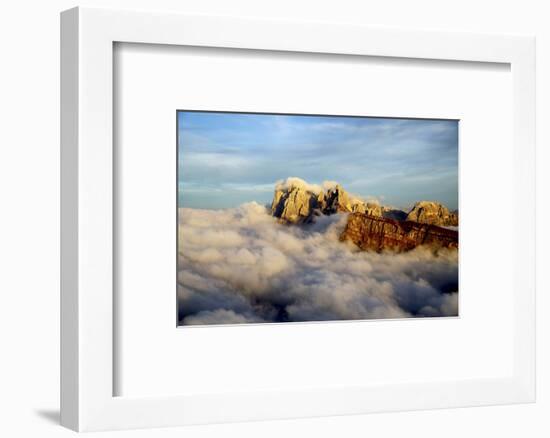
[270, 177, 458, 252]
[270, 177, 382, 224]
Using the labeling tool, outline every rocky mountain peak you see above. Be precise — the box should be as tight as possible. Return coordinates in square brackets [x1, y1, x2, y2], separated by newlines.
[406, 201, 458, 227]
[270, 177, 382, 224]
[323, 184, 351, 214]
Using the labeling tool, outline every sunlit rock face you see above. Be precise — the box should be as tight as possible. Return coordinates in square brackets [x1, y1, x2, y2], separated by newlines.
[271, 184, 320, 224]
[321, 184, 351, 214]
[406, 201, 459, 227]
[340, 213, 458, 252]
[270, 178, 381, 224]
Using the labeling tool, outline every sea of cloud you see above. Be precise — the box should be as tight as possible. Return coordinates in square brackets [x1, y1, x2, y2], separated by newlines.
[177, 202, 459, 325]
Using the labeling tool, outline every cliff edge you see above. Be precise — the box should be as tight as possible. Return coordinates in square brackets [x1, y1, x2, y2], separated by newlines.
[340, 213, 458, 252]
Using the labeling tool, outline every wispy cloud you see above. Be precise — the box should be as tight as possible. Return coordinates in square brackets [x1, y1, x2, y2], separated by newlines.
[177, 112, 458, 210]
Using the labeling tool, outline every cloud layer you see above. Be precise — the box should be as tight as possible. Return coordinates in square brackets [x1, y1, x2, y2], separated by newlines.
[177, 203, 459, 326]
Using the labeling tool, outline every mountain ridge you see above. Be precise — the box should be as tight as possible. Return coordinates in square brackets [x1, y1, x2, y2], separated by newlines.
[270, 177, 458, 252]
[270, 177, 458, 227]
[270, 177, 382, 224]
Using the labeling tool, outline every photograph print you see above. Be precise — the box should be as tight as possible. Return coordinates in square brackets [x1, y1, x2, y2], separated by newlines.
[177, 111, 459, 326]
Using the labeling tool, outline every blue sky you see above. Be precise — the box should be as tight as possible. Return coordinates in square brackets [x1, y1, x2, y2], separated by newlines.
[177, 111, 458, 211]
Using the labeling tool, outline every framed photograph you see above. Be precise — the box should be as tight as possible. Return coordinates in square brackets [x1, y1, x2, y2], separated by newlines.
[61, 7, 536, 432]
[176, 110, 460, 326]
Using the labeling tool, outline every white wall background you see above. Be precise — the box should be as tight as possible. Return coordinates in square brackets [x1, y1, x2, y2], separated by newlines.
[0, 1, 547, 437]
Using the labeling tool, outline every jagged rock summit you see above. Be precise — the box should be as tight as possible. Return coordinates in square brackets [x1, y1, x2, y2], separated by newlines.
[406, 201, 458, 227]
[271, 177, 381, 224]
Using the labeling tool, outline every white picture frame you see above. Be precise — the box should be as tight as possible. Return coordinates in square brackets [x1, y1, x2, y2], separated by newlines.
[60, 6, 536, 432]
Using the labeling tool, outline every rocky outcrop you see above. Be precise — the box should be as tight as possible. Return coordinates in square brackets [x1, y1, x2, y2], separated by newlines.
[340, 213, 458, 252]
[406, 201, 458, 227]
[271, 184, 320, 224]
[271, 178, 381, 224]
[322, 184, 382, 216]
[322, 184, 351, 214]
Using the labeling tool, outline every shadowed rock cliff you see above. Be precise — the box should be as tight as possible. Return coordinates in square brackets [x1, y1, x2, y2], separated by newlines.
[382, 207, 408, 221]
[340, 213, 458, 252]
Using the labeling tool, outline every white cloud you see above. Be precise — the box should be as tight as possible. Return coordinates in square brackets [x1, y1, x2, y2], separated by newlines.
[322, 180, 339, 191]
[183, 309, 265, 325]
[275, 177, 324, 195]
[178, 203, 459, 325]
